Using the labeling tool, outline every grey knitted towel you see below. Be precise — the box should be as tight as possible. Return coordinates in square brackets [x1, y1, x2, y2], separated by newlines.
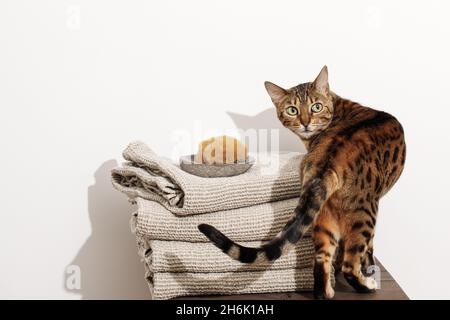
[149, 269, 318, 300]
[134, 234, 331, 300]
[136, 238, 315, 273]
[132, 197, 312, 242]
[111, 141, 302, 215]
[130, 199, 325, 300]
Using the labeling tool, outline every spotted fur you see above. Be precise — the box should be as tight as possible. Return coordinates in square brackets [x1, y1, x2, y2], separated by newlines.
[198, 66, 406, 299]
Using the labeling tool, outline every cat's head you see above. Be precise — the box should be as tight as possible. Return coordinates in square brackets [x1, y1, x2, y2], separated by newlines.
[264, 66, 334, 140]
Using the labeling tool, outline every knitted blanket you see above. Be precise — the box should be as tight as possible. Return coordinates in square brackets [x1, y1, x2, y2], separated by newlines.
[111, 141, 303, 215]
[132, 197, 312, 242]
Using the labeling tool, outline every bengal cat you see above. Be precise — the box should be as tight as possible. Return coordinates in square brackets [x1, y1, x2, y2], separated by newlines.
[198, 66, 406, 299]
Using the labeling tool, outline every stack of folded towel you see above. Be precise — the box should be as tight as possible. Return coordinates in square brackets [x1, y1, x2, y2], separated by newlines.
[111, 141, 334, 299]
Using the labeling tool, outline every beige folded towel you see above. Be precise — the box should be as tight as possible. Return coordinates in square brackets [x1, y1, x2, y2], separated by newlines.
[133, 197, 312, 242]
[136, 238, 315, 273]
[149, 269, 318, 300]
[135, 235, 331, 300]
[112, 141, 303, 215]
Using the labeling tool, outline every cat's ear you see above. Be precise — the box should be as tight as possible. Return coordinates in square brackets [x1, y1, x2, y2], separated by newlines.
[312, 65, 329, 96]
[264, 81, 288, 104]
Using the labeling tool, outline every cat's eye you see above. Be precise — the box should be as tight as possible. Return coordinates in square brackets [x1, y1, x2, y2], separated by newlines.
[285, 106, 299, 116]
[311, 103, 323, 113]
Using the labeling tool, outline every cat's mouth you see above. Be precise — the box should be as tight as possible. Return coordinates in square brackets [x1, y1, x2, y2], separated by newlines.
[293, 128, 318, 139]
[299, 131, 316, 138]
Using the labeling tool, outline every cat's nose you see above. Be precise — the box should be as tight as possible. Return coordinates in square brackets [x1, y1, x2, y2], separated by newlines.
[300, 119, 310, 129]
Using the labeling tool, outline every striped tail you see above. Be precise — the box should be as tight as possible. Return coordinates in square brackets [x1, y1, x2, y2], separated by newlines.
[198, 175, 338, 264]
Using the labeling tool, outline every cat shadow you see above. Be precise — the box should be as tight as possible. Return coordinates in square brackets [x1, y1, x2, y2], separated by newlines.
[227, 108, 306, 153]
[65, 160, 150, 299]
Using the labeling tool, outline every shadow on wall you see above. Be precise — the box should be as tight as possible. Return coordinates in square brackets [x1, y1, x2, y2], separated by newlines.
[227, 108, 306, 153]
[66, 160, 150, 299]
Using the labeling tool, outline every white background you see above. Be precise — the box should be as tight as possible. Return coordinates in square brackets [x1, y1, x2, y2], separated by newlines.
[1, 0, 449, 299]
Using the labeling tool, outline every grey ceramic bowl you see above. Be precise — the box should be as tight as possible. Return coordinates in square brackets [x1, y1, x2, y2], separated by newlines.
[180, 155, 255, 178]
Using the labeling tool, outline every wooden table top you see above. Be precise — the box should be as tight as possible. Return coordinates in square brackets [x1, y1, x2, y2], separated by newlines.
[180, 259, 408, 300]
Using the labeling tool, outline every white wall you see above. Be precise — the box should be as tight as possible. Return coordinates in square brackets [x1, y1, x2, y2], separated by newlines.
[1, 0, 449, 299]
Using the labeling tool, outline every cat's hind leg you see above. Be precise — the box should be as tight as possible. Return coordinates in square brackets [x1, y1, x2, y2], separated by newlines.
[361, 238, 376, 274]
[313, 204, 340, 300]
[333, 240, 344, 274]
[342, 223, 377, 293]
